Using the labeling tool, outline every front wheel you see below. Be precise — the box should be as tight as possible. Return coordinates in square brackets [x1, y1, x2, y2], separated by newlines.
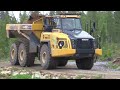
[76, 57, 94, 70]
[40, 44, 57, 70]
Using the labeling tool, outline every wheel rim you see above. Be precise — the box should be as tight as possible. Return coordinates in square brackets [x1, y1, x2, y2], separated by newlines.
[42, 52, 47, 64]
[20, 50, 24, 61]
[11, 49, 15, 59]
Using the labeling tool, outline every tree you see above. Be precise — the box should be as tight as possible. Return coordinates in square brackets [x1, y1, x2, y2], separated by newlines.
[86, 11, 98, 37]
[0, 11, 19, 59]
[113, 11, 120, 43]
[106, 11, 114, 43]
[49, 11, 55, 16]
[0, 11, 5, 20]
[19, 11, 29, 24]
[9, 11, 17, 23]
[0, 11, 12, 58]
[67, 11, 80, 14]
[56, 11, 62, 15]
[80, 11, 87, 31]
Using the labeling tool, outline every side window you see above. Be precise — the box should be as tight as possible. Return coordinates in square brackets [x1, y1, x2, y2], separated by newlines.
[44, 18, 49, 25]
[54, 18, 61, 29]
[75, 19, 81, 29]
[44, 18, 52, 32]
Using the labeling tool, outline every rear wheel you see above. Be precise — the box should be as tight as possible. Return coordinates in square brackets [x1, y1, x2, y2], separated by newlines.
[18, 41, 35, 67]
[10, 41, 21, 65]
[76, 57, 94, 70]
[40, 44, 57, 70]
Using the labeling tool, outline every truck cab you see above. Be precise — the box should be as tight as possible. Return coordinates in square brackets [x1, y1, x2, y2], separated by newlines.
[43, 15, 101, 58]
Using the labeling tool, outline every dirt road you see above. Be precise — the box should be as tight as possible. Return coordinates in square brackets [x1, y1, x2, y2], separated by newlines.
[0, 61, 120, 79]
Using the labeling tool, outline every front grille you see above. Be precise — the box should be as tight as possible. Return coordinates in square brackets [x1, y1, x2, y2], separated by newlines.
[76, 39, 93, 49]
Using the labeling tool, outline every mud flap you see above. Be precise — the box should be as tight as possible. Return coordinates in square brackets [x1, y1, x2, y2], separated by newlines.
[29, 33, 40, 53]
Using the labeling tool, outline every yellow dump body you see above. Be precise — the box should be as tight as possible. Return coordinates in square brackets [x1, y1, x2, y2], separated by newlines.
[6, 16, 44, 39]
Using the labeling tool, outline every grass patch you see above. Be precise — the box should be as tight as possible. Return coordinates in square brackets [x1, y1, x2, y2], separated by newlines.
[32, 77, 41, 79]
[75, 75, 85, 79]
[92, 74, 103, 79]
[0, 73, 6, 78]
[0, 73, 11, 79]
[10, 74, 32, 79]
[59, 75, 67, 79]
[0, 58, 9, 62]
[11, 67, 21, 71]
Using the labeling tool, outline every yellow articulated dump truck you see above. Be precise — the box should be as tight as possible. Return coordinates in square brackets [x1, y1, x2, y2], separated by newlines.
[6, 13, 102, 70]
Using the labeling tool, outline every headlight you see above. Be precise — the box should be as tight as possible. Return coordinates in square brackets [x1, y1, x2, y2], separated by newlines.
[58, 41, 64, 49]
[71, 39, 76, 49]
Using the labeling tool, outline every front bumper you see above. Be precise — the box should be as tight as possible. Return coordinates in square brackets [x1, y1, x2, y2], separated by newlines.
[51, 49, 76, 57]
[51, 48, 102, 58]
[95, 48, 102, 56]
[73, 49, 95, 59]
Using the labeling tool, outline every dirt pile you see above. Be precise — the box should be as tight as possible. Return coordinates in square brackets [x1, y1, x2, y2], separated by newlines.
[112, 57, 120, 65]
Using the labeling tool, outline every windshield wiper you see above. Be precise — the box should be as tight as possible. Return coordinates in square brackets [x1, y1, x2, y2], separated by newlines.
[68, 28, 82, 31]
[74, 28, 82, 30]
[68, 29, 74, 31]
[64, 28, 82, 32]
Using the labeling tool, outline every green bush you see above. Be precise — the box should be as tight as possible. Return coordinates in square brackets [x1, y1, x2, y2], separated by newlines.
[99, 43, 120, 61]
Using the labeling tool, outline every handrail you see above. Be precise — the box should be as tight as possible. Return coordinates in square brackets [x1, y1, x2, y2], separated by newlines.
[33, 18, 42, 24]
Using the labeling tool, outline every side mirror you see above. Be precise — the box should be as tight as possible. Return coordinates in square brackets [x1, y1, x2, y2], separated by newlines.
[85, 22, 89, 32]
[97, 35, 101, 49]
[90, 22, 96, 35]
[93, 22, 96, 30]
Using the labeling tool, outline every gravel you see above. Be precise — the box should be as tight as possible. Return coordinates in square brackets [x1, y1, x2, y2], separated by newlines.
[0, 60, 120, 79]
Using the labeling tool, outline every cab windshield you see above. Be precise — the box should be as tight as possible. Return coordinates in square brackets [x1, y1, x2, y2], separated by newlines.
[54, 18, 82, 31]
[62, 18, 82, 30]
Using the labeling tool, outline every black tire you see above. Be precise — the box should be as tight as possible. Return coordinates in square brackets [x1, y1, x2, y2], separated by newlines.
[18, 42, 35, 67]
[40, 44, 57, 70]
[76, 57, 94, 70]
[27, 53, 35, 67]
[57, 58, 68, 66]
[10, 41, 21, 65]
